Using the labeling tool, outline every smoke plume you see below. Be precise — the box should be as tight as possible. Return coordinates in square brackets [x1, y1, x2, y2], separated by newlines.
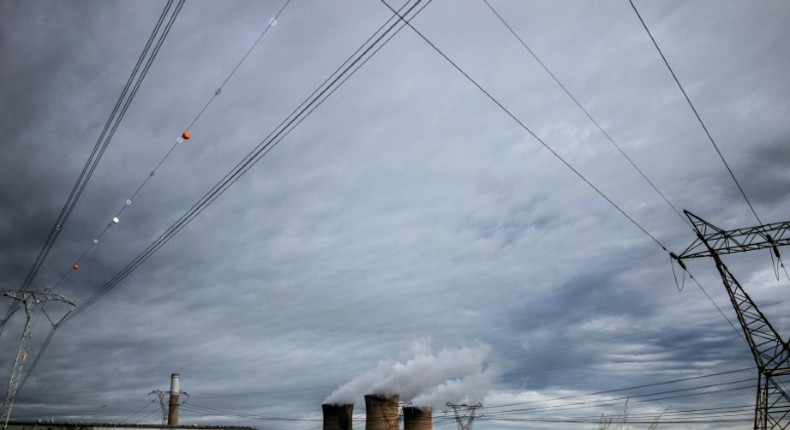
[324, 339, 499, 407]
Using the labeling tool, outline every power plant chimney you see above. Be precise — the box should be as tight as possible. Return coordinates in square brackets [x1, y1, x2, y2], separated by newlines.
[322, 404, 354, 430]
[403, 407, 432, 430]
[167, 373, 180, 426]
[364, 394, 399, 430]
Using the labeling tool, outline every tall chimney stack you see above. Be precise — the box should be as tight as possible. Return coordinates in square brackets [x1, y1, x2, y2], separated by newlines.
[167, 373, 180, 426]
[364, 394, 399, 430]
[322, 404, 354, 430]
[403, 406, 432, 430]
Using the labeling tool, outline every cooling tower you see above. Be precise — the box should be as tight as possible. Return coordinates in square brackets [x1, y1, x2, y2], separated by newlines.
[364, 394, 400, 430]
[403, 406, 432, 430]
[322, 403, 354, 430]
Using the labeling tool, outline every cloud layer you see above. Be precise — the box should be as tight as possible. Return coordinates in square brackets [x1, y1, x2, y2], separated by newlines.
[1, 1, 788, 429]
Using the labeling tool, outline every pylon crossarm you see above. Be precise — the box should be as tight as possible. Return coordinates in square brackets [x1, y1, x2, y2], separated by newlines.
[680, 211, 790, 259]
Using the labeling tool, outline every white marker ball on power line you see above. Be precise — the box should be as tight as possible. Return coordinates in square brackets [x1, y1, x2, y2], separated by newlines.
[176, 136, 184, 143]
[126, 199, 132, 206]
[93, 239, 99, 244]
[269, 17, 277, 26]
[112, 217, 120, 224]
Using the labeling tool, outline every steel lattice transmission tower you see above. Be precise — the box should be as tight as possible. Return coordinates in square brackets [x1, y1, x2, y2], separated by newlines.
[148, 390, 168, 427]
[446, 402, 481, 430]
[679, 211, 790, 429]
[0, 289, 74, 429]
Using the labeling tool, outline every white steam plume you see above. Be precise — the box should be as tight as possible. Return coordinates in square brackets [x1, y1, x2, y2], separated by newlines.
[324, 339, 499, 407]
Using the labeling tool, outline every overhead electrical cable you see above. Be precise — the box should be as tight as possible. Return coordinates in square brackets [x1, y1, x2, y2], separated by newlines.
[187, 0, 292, 131]
[482, 404, 755, 421]
[480, 416, 751, 425]
[14, 1, 293, 393]
[192, 310, 752, 401]
[173, 365, 754, 425]
[20, 0, 291, 389]
[172, 369, 754, 423]
[380, 0, 666, 253]
[626, 0, 773, 340]
[57, 0, 429, 328]
[479, 378, 755, 416]
[116, 399, 158, 426]
[627, 0, 763, 226]
[381, 0, 744, 342]
[38, 0, 291, 296]
[0, 0, 185, 333]
[482, 0, 690, 229]
[477, 367, 752, 410]
[17, 0, 431, 390]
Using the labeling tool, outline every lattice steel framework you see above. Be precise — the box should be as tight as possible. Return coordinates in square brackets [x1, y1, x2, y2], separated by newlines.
[446, 403, 481, 430]
[148, 389, 168, 426]
[0, 289, 74, 429]
[680, 211, 790, 429]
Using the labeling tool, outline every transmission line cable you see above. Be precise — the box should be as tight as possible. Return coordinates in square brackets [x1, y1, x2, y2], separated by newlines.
[187, 0, 292, 131]
[16, 0, 431, 391]
[0, 0, 185, 334]
[482, 404, 755, 421]
[482, 0, 690, 229]
[174, 367, 753, 425]
[626, 0, 776, 341]
[11, 2, 293, 394]
[382, 0, 745, 346]
[481, 416, 750, 425]
[57, 0, 428, 327]
[627, 0, 763, 226]
[115, 399, 158, 426]
[381, 0, 666, 253]
[479, 367, 752, 410]
[27, 0, 290, 321]
[480, 378, 754, 416]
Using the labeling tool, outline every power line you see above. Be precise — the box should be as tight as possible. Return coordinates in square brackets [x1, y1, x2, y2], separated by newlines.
[381, 0, 745, 352]
[31, 0, 291, 311]
[482, 0, 690, 229]
[186, 0, 292, 131]
[116, 399, 158, 425]
[627, 0, 763, 226]
[57, 0, 429, 327]
[380, 0, 668, 254]
[479, 379, 755, 417]
[0, 0, 185, 334]
[13, 1, 293, 394]
[172, 369, 754, 423]
[16, 0, 432, 392]
[479, 367, 752, 411]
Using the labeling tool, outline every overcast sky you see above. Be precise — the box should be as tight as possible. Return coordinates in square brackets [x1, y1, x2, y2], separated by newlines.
[1, 1, 789, 429]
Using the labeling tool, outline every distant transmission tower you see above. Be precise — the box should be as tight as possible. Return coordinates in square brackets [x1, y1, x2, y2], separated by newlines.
[1, 289, 74, 429]
[149, 374, 188, 427]
[446, 402, 482, 430]
[679, 211, 790, 429]
[148, 389, 168, 426]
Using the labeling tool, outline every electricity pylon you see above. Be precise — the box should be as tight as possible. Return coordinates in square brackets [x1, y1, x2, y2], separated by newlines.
[149, 385, 188, 427]
[679, 211, 790, 429]
[149, 390, 168, 427]
[446, 402, 481, 430]
[0, 289, 74, 429]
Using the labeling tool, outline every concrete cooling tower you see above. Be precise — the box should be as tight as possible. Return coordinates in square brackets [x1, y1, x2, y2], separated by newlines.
[402, 406, 432, 430]
[364, 394, 400, 430]
[322, 403, 354, 430]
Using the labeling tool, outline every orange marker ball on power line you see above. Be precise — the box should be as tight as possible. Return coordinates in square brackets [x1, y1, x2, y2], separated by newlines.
[72, 263, 80, 270]
[182, 130, 191, 140]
